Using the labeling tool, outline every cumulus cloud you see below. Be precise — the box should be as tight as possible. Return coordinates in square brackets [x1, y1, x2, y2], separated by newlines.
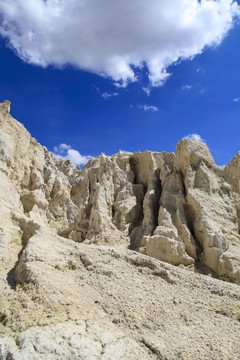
[53, 144, 91, 166]
[183, 133, 205, 142]
[137, 104, 159, 112]
[233, 97, 240, 102]
[0, 1, 239, 87]
[53, 143, 71, 153]
[101, 92, 119, 100]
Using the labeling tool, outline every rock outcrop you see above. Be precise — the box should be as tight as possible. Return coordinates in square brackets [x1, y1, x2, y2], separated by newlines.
[0, 100, 240, 359]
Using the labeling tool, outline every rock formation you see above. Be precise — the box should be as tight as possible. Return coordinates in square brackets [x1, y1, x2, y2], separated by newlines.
[0, 100, 240, 359]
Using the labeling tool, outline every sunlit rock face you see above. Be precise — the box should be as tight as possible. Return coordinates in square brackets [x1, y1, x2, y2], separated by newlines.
[0, 100, 240, 360]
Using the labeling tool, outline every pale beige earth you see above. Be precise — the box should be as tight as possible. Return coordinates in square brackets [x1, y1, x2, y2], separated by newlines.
[0, 100, 239, 359]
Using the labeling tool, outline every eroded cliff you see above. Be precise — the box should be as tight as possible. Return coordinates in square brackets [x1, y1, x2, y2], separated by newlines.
[0, 100, 240, 360]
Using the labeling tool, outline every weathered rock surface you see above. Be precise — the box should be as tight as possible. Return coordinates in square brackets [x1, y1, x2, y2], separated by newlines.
[0, 100, 240, 359]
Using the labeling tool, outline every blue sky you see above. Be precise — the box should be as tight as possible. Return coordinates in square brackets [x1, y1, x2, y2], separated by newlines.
[0, 0, 240, 166]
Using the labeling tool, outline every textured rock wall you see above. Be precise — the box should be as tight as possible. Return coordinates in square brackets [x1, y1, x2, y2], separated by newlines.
[1, 100, 240, 360]
[0, 100, 240, 284]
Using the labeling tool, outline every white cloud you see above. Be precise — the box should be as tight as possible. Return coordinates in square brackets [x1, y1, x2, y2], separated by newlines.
[0, 1, 239, 87]
[59, 143, 71, 150]
[233, 97, 240, 102]
[53, 144, 91, 166]
[143, 87, 151, 96]
[183, 133, 205, 143]
[182, 85, 192, 90]
[138, 104, 159, 112]
[101, 92, 119, 100]
[53, 143, 71, 154]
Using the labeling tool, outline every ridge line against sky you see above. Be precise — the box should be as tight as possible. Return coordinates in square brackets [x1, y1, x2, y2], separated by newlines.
[0, 0, 240, 166]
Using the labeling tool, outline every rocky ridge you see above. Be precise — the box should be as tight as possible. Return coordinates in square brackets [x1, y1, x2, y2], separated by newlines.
[0, 100, 240, 359]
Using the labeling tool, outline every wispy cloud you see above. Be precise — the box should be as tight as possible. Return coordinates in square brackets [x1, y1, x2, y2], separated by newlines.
[53, 144, 91, 166]
[114, 81, 129, 88]
[196, 67, 205, 74]
[137, 104, 159, 112]
[0, 1, 239, 87]
[233, 97, 240, 102]
[182, 85, 192, 90]
[183, 133, 205, 143]
[102, 92, 119, 100]
[143, 87, 151, 96]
